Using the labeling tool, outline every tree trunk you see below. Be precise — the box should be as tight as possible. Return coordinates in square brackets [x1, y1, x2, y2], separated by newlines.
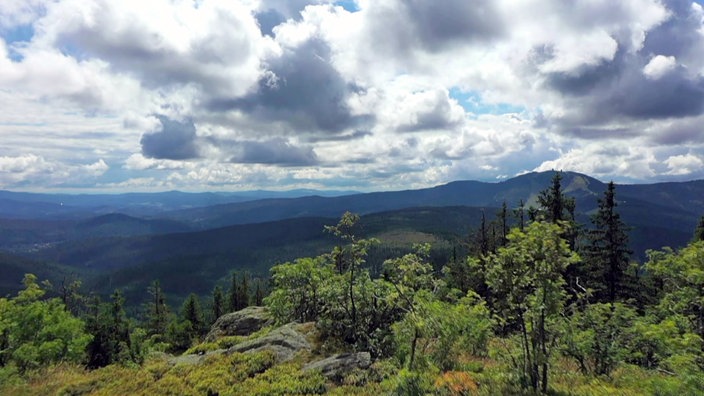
[409, 326, 419, 370]
[349, 262, 357, 343]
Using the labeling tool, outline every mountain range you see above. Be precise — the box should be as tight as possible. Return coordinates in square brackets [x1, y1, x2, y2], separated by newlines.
[1, 171, 702, 305]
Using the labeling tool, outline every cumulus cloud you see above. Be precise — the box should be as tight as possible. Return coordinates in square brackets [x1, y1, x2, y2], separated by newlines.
[364, 0, 504, 57]
[386, 88, 465, 132]
[0, 154, 108, 188]
[36, 0, 266, 96]
[665, 153, 704, 175]
[228, 138, 318, 166]
[533, 144, 659, 181]
[3, 0, 704, 191]
[209, 37, 368, 134]
[643, 55, 677, 79]
[0, 0, 46, 29]
[140, 116, 199, 160]
[123, 153, 190, 171]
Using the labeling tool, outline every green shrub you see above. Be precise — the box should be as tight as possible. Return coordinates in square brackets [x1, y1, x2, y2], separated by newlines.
[392, 368, 435, 396]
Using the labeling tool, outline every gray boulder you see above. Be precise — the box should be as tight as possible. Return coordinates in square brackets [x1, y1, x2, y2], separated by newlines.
[205, 306, 274, 341]
[303, 352, 372, 381]
[226, 323, 311, 362]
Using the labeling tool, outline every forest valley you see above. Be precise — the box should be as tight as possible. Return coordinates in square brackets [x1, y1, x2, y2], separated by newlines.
[1, 172, 704, 395]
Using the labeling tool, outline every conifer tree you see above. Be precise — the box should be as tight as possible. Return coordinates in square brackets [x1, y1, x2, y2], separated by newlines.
[85, 290, 132, 368]
[514, 199, 526, 231]
[538, 171, 565, 222]
[693, 215, 704, 242]
[537, 171, 575, 224]
[477, 210, 489, 256]
[237, 273, 250, 311]
[146, 280, 168, 337]
[498, 201, 509, 247]
[182, 293, 204, 338]
[584, 181, 632, 303]
[253, 279, 265, 306]
[228, 272, 240, 312]
[538, 171, 578, 250]
[212, 285, 224, 321]
[58, 275, 83, 316]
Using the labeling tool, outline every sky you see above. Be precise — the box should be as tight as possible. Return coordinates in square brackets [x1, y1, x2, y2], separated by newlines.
[2, 0, 704, 192]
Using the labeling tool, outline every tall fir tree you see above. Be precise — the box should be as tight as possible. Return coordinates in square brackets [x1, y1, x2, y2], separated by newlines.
[146, 280, 169, 337]
[237, 273, 250, 311]
[253, 279, 265, 306]
[514, 199, 526, 231]
[212, 285, 224, 322]
[58, 275, 83, 316]
[693, 215, 704, 242]
[584, 181, 632, 303]
[538, 171, 566, 223]
[498, 201, 509, 247]
[228, 272, 240, 312]
[477, 210, 489, 256]
[85, 290, 132, 368]
[182, 293, 204, 339]
[537, 171, 577, 249]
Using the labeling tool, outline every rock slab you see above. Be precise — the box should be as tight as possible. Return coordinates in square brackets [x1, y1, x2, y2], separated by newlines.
[303, 352, 372, 381]
[226, 323, 311, 362]
[205, 306, 274, 341]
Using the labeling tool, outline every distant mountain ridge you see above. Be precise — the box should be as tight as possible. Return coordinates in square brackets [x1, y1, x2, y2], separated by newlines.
[0, 188, 359, 219]
[158, 171, 704, 230]
[2, 170, 704, 303]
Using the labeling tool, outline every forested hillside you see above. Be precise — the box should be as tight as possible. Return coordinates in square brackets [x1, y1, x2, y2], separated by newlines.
[2, 171, 702, 306]
[2, 172, 704, 395]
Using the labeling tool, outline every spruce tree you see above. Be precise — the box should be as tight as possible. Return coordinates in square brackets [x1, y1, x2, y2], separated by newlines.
[693, 215, 704, 242]
[85, 290, 132, 368]
[585, 181, 632, 303]
[147, 280, 168, 337]
[477, 210, 489, 256]
[514, 199, 526, 231]
[253, 279, 264, 306]
[182, 293, 204, 338]
[537, 171, 577, 249]
[212, 285, 224, 322]
[228, 272, 240, 312]
[538, 171, 566, 223]
[498, 201, 508, 247]
[237, 273, 250, 311]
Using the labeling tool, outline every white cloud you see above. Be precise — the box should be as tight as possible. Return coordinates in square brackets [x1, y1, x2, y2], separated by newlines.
[533, 143, 660, 180]
[1, 0, 703, 192]
[643, 55, 677, 79]
[83, 159, 108, 175]
[537, 30, 619, 74]
[123, 153, 191, 171]
[665, 153, 704, 175]
[0, 154, 108, 188]
[0, 0, 48, 28]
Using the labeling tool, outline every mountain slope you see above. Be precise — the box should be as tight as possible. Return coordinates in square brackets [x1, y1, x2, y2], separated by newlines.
[160, 172, 611, 228]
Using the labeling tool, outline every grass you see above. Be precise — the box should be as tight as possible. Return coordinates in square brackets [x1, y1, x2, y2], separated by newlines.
[2, 335, 701, 396]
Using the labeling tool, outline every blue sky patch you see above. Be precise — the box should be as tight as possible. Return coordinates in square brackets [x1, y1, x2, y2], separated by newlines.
[334, 1, 359, 12]
[2, 24, 34, 61]
[2, 24, 34, 44]
[449, 88, 525, 115]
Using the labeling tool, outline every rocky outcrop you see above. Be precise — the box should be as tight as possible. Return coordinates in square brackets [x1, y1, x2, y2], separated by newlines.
[226, 323, 311, 362]
[303, 352, 372, 381]
[205, 306, 274, 341]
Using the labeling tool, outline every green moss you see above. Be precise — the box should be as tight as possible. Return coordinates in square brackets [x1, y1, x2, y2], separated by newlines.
[183, 342, 221, 355]
[230, 362, 327, 395]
